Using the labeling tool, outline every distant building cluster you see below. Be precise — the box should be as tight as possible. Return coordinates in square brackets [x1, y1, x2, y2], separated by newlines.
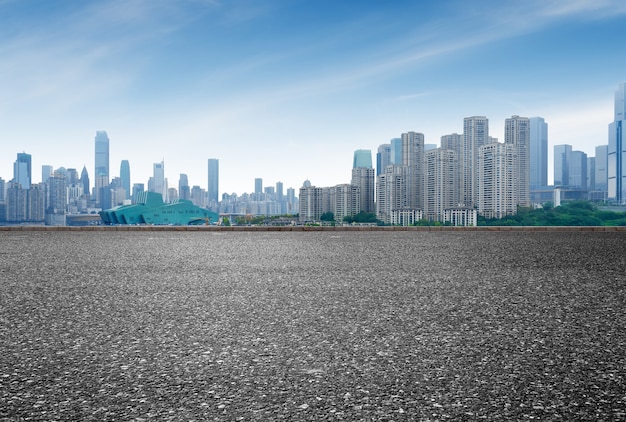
[1, 83, 625, 226]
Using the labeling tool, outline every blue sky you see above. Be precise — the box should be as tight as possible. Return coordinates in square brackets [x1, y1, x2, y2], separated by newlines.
[1, 0, 626, 195]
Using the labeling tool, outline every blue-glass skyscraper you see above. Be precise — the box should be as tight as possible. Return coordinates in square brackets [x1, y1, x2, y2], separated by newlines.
[207, 159, 219, 204]
[608, 82, 626, 203]
[13, 152, 32, 189]
[94, 131, 110, 206]
[529, 117, 548, 189]
[120, 160, 130, 200]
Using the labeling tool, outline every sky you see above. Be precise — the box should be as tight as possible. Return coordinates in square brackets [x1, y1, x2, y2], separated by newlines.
[1, 0, 626, 195]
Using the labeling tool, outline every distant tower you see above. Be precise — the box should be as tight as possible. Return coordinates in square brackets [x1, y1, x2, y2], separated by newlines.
[207, 159, 219, 204]
[554, 144, 572, 187]
[376, 143, 391, 176]
[255, 178, 263, 195]
[529, 117, 548, 189]
[608, 82, 626, 203]
[13, 152, 32, 189]
[478, 142, 517, 219]
[505, 115, 530, 207]
[42, 165, 53, 184]
[351, 149, 375, 213]
[390, 138, 402, 165]
[120, 160, 131, 200]
[80, 166, 90, 196]
[179, 174, 190, 200]
[152, 161, 167, 201]
[94, 131, 110, 206]
[595, 145, 608, 193]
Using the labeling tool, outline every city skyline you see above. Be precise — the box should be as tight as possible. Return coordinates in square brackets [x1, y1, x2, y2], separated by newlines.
[1, 1, 626, 194]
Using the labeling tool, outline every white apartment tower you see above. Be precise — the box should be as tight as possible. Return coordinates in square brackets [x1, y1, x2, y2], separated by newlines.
[462, 117, 489, 208]
[401, 131, 425, 211]
[505, 115, 531, 208]
[478, 142, 517, 219]
[424, 148, 458, 221]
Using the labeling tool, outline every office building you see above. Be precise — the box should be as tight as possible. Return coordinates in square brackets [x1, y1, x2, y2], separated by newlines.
[554, 144, 572, 187]
[608, 82, 626, 203]
[179, 174, 190, 201]
[208, 159, 219, 205]
[376, 144, 391, 176]
[152, 161, 167, 201]
[390, 138, 402, 165]
[529, 117, 548, 188]
[42, 165, 53, 184]
[13, 152, 32, 189]
[595, 145, 608, 193]
[376, 165, 407, 224]
[569, 150, 588, 189]
[94, 131, 109, 206]
[120, 160, 131, 200]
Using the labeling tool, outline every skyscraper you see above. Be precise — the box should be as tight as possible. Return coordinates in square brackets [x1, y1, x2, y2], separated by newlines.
[569, 150, 588, 189]
[478, 142, 517, 219]
[505, 115, 530, 207]
[179, 174, 190, 201]
[255, 178, 263, 195]
[376, 144, 391, 176]
[401, 131, 425, 210]
[80, 166, 90, 196]
[595, 145, 608, 193]
[351, 149, 375, 213]
[390, 138, 402, 165]
[94, 131, 110, 206]
[554, 144, 572, 187]
[120, 160, 131, 200]
[207, 159, 219, 204]
[152, 161, 166, 201]
[529, 117, 548, 189]
[42, 165, 53, 185]
[608, 82, 626, 203]
[353, 149, 373, 169]
[424, 148, 458, 221]
[462, 116, 489, 207]
[13, 152, 32, 189]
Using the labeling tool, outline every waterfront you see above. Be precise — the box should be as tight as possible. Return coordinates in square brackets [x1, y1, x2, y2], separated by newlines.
[1, 231, 625, 420]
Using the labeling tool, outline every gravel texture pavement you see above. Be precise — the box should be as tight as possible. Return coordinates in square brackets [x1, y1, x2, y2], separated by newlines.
[1, 231, 625, 421]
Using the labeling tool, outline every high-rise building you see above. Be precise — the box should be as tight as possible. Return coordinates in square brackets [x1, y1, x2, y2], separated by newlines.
[608, 82, 626, 203]
[208, 159, 219, 204]
[13, 152, 32, 189]
[529, 117, 548, 189]
[595, 145, 608, 193]
[390, 138, 402, 165]
[254, 178, 263, 195]
[329, 184, 360, 221]
[505, 115, 530, 207]
[120, 160, 131, 200]
[80, 166, 90, 197]
[376, 144, 391, 176]
[353, 149, 373, 169]
[569, 150, 588, 189]
[179, 174, 190, 201]
[424, 148, 458, 221]
[45, 172, 67, 226]
[152, 161, 166, 201]
[94, 131, 110, 206]
[42, 165, 53, 184]
[478, 142, 517, 219]
[376, 165, 407, 224]
[351, 149, 375, 213]
[587, 157, 596, 191]
[299, 182, 324, 222]
[462, 116, 489, 207]
[401, 131, 425, 211]
[554, 144, 572, 187]
[132, 183, 144, 204]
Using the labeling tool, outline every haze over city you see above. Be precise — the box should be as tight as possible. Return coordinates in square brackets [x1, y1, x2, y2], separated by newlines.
[2, 0, 626, 195]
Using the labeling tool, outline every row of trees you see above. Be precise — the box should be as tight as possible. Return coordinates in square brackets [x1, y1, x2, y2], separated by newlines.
[222, 201, 626, 226]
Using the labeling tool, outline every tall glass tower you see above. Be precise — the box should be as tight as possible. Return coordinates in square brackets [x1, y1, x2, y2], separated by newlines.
[207, 159, 219, 204]
[351, 149, 375, 213]
[13, 152, 32, 189]
[94, 131, 110, 206]
[608, 82, 626, 203]
[120, 160, 131, 200]
[529, 117, 548, 189]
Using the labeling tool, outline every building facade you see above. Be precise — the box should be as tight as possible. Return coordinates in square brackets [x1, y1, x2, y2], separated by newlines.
[608, 82, 626, 203]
